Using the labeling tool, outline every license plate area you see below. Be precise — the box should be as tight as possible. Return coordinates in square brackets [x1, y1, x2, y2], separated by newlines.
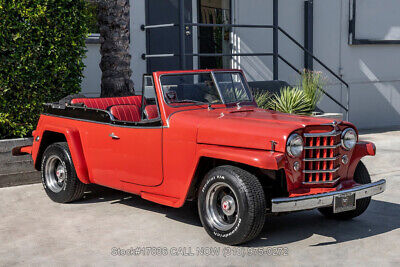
[333, 193, 356, 213]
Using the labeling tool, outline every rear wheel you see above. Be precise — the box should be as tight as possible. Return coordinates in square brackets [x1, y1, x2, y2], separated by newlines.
[318, 161, 371, 220]
[198, 165, 266, 245]
[41, 142, 87, 203]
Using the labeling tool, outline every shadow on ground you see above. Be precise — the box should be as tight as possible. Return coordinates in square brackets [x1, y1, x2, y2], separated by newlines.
[76, 185, 400, 247]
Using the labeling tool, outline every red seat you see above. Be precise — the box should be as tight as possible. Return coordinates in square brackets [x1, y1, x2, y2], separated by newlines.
[70, 96, 142, 110]
[109, 105, 141, 122]
[144, 105, 159, 119]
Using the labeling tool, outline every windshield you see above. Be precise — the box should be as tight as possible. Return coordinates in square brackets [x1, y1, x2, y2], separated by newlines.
[160, 72, 252, 107]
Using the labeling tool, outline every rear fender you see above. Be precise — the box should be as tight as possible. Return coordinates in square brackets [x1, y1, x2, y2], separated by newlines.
[35, 125, 90, 184]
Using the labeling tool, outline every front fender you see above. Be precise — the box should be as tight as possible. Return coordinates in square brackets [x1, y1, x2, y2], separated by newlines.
[346, 141, 376, 180]
[35, 125, 90, 184]
[197, 144, 285, 170]
[173, 144, 285, 208]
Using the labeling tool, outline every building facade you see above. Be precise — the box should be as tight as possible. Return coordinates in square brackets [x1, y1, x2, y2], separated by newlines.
[81, 0, 400, 129]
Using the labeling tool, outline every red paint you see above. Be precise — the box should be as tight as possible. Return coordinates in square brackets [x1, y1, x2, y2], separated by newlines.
[17, 70, 376, 207]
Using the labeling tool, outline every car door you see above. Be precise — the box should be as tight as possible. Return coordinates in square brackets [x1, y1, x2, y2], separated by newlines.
[105, 75, 163, 187]
[106, 125, 163, 187]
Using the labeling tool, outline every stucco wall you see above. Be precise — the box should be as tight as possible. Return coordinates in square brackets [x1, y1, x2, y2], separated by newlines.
[232, 0, 400, 129]
[81, 43, 101, 97]
[81, 0, 400, 129]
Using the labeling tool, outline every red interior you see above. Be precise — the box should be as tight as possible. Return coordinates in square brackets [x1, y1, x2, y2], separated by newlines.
[109, 105, 141, 122]
[144, 105, 159, 119]
[70, 96, 143, 110]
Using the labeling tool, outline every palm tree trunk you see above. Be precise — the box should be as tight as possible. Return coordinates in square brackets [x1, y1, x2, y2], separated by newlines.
[98, 0, 134, 97]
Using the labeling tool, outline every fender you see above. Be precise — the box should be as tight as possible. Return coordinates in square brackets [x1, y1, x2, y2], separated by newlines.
[35, 124, 90, 184]
[346, 141, 376, 180]
[170, 144, 286, 208]
[196, 144, 286, 170]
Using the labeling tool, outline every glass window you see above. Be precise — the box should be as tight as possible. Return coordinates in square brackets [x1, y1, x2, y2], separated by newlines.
[199, 0, 232, 69]
[86, 0, 100, 35]
[160, 73, 222, 106]
[213, 73, 252, 103]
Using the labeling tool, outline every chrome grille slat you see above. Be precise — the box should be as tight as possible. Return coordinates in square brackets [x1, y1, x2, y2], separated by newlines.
[303, 157, 338, 162]
[303, 167, 340, 174]
[302, 130, 341, 185]
[305, 144, 340, 149]
[302, 177, 341, 185]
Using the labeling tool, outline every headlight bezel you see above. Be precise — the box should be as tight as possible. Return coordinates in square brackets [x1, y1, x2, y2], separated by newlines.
[286, 133, 304, 158]
[341, 128, 357, 150]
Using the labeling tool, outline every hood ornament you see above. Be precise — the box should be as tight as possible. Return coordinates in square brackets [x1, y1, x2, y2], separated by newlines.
[236, 102, 241, 110]
[332, 120, 339, 131]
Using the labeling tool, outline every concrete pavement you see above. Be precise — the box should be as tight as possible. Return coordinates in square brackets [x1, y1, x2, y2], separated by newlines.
[1, 130, 399, 266]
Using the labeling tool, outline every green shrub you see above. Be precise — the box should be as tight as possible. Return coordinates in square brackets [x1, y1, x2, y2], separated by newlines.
[253, 90, 273, 110]
[301, 70, 324, 112]
[0, 0, 90, 139]
[271, 86, 312, 116]
[254, 70, 326, 116]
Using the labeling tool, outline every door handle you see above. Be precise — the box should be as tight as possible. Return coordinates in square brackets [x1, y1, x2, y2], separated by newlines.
[109, 133, 120, 140]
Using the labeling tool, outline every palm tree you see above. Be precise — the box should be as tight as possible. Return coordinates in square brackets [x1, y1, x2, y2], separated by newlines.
[97, 0, 134, 97]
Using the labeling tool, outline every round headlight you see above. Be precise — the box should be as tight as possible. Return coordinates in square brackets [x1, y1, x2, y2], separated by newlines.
[341, 128, 357, 150]
[287, 134, 304, 157]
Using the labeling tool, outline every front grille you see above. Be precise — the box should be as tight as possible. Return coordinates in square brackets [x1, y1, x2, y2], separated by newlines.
[303, 130, 341, 184]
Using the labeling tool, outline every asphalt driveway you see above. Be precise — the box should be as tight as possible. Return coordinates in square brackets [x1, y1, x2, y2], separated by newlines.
[1, 129, 399, 266]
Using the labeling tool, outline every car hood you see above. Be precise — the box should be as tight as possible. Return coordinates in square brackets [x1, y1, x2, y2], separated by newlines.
[168, 107, 341, 153]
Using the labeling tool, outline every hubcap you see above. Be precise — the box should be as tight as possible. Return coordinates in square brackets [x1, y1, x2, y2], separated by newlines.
[45, 155, 66, 193]
[221, 195, 236, 216]
[205, 182, 239, 231]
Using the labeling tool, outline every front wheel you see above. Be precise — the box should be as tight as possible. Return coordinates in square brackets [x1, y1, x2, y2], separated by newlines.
[198, 165, 266, 245]
[318, 161, 372, 220]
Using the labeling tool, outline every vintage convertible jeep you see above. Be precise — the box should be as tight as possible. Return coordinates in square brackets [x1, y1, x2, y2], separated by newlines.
[13, 70, 386, 245]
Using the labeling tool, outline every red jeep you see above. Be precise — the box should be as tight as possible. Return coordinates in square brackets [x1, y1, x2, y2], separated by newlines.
[14, 70, 386, 245]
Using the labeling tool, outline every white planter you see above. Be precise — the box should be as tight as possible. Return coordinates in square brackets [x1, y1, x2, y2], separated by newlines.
[313, 112, 344, 121]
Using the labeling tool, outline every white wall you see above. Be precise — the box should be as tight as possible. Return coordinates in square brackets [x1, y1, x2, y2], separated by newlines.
[81, 43, 101, 97]
[81, 0, 400, 129]
[232, 0, 400, 129]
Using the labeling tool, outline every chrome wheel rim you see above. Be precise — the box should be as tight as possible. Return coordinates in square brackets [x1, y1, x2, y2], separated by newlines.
[45, 155, 66, 193]
[205, 182, 239, 231]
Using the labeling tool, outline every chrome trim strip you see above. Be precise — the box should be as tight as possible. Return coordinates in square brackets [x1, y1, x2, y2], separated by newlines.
[304, 144, 341, 149]
[303, 156, 339, 162]
[302, 177, 341, 185]
[271, 179, 386, 213]
[304, 130, 341, 137]
[303, 167, 340, 174]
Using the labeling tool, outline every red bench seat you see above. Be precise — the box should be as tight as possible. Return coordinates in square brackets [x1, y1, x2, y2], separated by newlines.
[70, 96, 143, 110]
[109, 105, 141, 122]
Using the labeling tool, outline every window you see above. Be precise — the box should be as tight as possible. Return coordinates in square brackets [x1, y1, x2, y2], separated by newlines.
[159, 72, 252, 107]
[161, 73, 222, 106]
[199, 0, 232, 69]
[213, 73, 252, 103]
[86, 0, 100, 43]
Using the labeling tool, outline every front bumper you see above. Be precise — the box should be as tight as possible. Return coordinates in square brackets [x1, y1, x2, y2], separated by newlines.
[271, 179, 386, 213]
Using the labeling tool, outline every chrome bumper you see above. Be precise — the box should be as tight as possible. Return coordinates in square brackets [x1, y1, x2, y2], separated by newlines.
[271, 179, 386, 213]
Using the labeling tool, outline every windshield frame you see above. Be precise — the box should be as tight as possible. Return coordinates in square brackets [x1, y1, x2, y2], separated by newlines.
[159, 70, 254, 108]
